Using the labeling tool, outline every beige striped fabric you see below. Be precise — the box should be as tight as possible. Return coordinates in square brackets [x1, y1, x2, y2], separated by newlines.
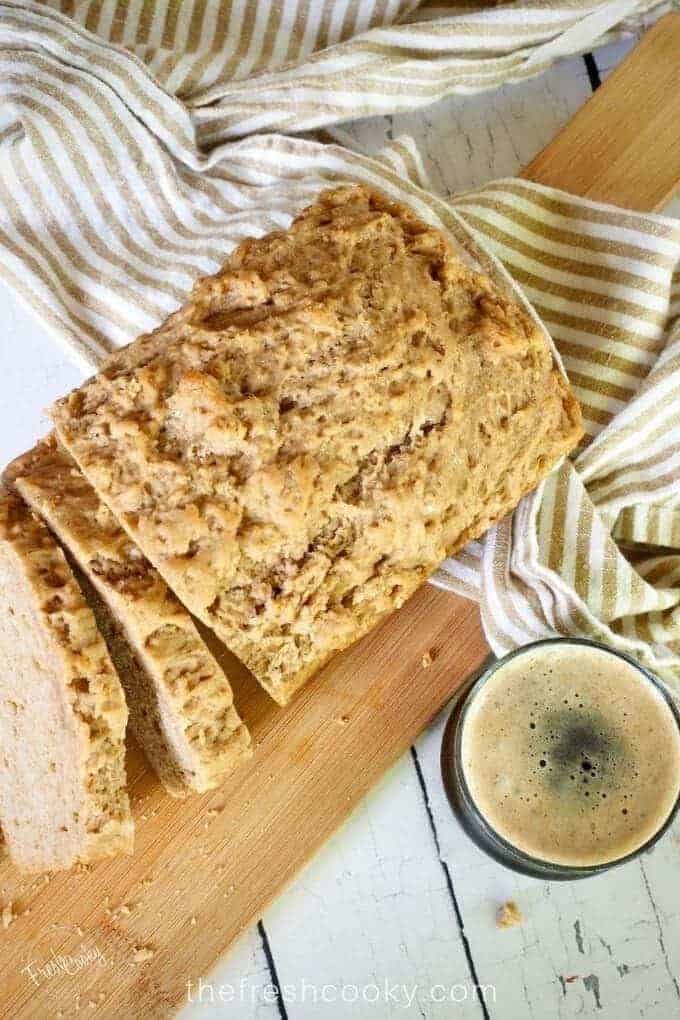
[36, 0, 669, 138]
[2, 1, 679, 686]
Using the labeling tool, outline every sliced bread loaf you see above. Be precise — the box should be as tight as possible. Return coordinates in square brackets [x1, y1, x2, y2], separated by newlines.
[52, 185, 582, 704]
[0, 488, 133, 872]
[8, 437, 251, 798]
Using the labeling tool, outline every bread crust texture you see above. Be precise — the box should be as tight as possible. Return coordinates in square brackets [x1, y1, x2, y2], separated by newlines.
[52, 185, 582, 704]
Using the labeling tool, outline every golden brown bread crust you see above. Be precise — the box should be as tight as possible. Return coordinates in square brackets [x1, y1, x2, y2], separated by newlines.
[7, 436, 251, 796]
[52, 185, 582, 704]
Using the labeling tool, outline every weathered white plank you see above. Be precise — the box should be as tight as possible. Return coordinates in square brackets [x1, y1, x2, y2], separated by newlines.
[594, 35, 641, 80]
[260, 755, 483, 1019]
[0, 281, 82, 468]
[635, 832, 680, 1008]
[182, 926, 281, 1018]
[339, 54, 592, 196]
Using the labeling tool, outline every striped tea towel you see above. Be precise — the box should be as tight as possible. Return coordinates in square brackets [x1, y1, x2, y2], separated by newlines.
[1, 1, 679, 685]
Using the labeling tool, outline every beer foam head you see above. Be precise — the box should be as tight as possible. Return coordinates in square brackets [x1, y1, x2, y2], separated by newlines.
[461, 643, 680, 867]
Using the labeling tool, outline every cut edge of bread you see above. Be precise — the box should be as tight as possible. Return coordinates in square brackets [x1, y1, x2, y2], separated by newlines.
[7, 438, 252, 798]
[0, 488, 133, 872]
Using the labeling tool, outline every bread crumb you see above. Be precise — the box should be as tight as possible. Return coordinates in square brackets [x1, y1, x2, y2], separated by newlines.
[421, 649, 435, 669]
[497, 901, 523, 929]
[75, 925, 84, 937]
[190, 916, 197, 926]
[133, 946, 154, 963]
[1, 903, 14, 929]
[118, 904, 131, 915]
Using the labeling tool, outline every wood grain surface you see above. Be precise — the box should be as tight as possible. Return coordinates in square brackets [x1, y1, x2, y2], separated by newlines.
[0, 590, 487, 1018]
[1, 19, 679, 1019]
[523, 13, 680, 210]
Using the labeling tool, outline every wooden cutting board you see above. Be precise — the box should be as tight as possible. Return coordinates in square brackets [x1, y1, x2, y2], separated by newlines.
[1, 15, 679, 1018]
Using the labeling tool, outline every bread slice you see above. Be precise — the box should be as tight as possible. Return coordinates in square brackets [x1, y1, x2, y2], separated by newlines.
[0, 489, 133, 872]
[52, 184, 583, 705]
[7, 437, 251, 798]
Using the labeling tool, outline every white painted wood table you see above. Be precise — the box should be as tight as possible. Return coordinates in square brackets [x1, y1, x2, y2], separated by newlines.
[1, 34, 679, 1020]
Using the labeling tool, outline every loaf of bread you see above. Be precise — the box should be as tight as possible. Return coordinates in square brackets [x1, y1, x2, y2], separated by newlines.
[8, 436, 251, 798]
[52, 185, 582, 705]
[0, 489, 133, 871]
